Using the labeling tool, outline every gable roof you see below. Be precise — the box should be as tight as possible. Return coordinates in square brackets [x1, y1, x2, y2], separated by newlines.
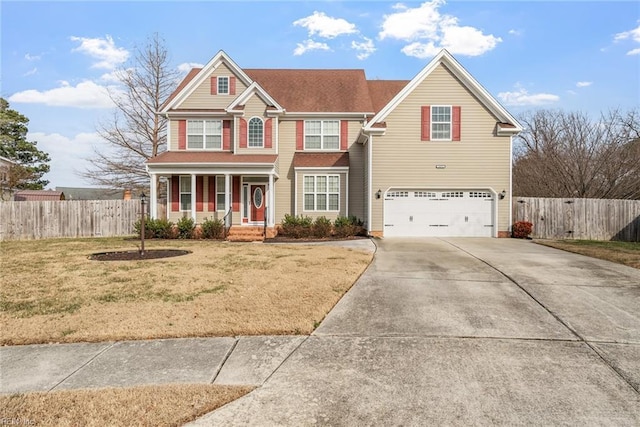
[227, 81, 284, 114]
[245, 69, 374, 114]
[14, 190, 65, 201]
[364, 49, 522, 133]
[367, 80, 410, 114]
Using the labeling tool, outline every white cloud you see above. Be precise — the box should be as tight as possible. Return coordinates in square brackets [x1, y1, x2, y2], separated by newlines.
[576, 81, 592, 88]
[352, 37, 376, 60]
[25, 53, 41, 61]
[293, 39, 331, 56]
[497, 88, 559, 106]
[614, 24, 640, 55]
[29, 131, 104, 187]
[70, 35, 129, 69]
[177, 62, 204, 74]
[508, 29, 522, 36]
[379, 0, 501, 58]
[293, 11, 357, 39]
[23, 67, 38, 77]
[8, 81, 117, 109]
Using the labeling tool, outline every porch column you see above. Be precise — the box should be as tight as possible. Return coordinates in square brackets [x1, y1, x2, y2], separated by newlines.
[224, 174, 231, 227]
[149, 173, 157, 219]
[268, 173, 275, 227]
[191, 174, 197, 221]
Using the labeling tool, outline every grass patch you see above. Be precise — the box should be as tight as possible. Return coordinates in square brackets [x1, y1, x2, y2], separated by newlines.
[535, 239, 640, 269]
[1, 384, 253, 427]
[0, 237, 372, 345]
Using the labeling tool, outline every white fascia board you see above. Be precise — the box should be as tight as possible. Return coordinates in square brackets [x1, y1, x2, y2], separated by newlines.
[147, 165, 279, 177]
[164, 111, 229, 118]
[281, 112, 374, 119]
[227, 82, 284, 113]
[364, 49, 522, 132]
[161, 50, 254, 112]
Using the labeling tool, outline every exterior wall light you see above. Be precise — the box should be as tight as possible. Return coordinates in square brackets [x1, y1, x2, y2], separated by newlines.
[499, 190, 506, 200]
[375, 189, 382, 199]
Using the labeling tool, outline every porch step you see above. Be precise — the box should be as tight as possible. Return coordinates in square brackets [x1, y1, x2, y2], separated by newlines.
[226, 226, 266, 242]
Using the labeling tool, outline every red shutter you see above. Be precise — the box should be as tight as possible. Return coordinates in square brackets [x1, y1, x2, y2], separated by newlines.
[240, 118, 247, 148]
[211, 77, 217, 95]
[230, 77, 236, 95]
[208, 176, 215, 211]
[296, 120, 304, 150]
[340, 120, 348, 150]
[421, 106, 431, 141]
[232, 176, 240, 212]
[223, 120, 231, 150]
[196, 176, 204, 212]
[178, 120, 187, 149]
[452, 106, 461, 141]
[171, 177, 179, 212]
[265, 118, 273, 148]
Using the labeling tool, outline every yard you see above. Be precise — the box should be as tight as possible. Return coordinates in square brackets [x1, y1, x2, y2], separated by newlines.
[0, 237, 373, 345]
[535, 239, 640, 269]
[0, 237, 372, 425]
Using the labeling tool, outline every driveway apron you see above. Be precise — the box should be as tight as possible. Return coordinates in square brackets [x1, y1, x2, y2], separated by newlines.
[192, 238, 640, 426]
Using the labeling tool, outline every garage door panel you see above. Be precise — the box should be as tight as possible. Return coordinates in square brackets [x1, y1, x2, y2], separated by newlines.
[384, 189, 494, 237]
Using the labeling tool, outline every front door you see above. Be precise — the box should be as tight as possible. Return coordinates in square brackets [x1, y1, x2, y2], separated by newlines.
[250, 185, 266, 222]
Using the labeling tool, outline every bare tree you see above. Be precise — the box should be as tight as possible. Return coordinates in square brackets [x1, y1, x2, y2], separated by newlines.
[82, 33, 179, 191]
[513, 109, 640, 199]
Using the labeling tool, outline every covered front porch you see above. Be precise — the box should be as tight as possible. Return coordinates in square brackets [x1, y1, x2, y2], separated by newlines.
[146, 152, 278, 235]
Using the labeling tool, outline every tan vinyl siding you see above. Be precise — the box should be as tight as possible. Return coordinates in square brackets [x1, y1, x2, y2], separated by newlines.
[274, 120, 295, 224]
[179, 63, 248, 110]
[236, 95, 277, 155]
[295, 170, 348, 221]
[169, 119, 179, 150]
[371, 63, 511, 235]
[347, 120, 366, 221]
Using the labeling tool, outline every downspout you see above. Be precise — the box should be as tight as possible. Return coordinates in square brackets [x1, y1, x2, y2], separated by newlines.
[509, 134, 514, 236]
[367, 134, 373, 236]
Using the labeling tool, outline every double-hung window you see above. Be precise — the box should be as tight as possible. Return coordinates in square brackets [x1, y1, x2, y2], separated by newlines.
[431, 106, 452, 140]
[216, 176, 226, 212]
[187, 120, 222, 150]
[217, 77, 229, 95]
[179, 176, 191, 211]
[248, 117, 264, 148]
[304, 175, 339, 211]
[305, 120, 339, 150]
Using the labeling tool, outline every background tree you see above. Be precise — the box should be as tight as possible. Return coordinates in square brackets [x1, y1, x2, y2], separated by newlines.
[0, 98, 51, 192]
[82, 33, 179, 191]
[513, 109, 640, 199]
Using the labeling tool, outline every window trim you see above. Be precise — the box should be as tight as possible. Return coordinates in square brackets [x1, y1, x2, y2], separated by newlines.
[431, 105, 452, 141]
[217, 76, 229, 95]
[248, 117, 264, 148]
[304, 120, 340, 151]
[179, 176, 192, 212]
[303, 174, 340, 212]
[186, 119, 222, 150]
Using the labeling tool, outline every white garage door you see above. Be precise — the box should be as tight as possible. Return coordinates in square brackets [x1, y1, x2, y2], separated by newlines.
[384, 189, 495, 237]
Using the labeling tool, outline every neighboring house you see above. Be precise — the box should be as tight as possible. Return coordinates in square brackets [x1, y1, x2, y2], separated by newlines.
[146, 49, 522, 239]
[0, 156, 17, 201]
[14, 190, 65, 201]
[56, 187, 133, 200]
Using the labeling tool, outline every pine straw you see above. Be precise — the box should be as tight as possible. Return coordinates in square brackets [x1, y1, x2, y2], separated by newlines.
[0, 238, 373, 345]
[1, 384, 253, 427]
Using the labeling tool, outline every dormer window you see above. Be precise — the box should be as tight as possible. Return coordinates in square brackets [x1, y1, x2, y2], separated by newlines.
[217, 76, 229, 95]
[248, 117, 264, 148]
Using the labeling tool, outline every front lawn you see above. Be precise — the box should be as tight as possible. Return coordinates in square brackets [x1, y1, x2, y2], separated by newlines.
[0, 237, 373, 345]
[535, 239, 640, 269]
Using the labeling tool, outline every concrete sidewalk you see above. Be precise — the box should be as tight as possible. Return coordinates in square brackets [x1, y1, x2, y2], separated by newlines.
[0, 336, 307, 394]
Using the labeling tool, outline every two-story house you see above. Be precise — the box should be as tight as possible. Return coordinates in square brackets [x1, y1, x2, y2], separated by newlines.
[146, 49, 521, 239]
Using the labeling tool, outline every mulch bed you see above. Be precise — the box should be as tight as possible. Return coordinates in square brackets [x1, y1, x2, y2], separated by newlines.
[264, 235, 370, 243]
[89, 249, 192, 261]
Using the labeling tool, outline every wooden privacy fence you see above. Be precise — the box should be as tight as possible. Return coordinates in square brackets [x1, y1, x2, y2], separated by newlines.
[0, 200, 143, 241]
[513, 197, 640, 242]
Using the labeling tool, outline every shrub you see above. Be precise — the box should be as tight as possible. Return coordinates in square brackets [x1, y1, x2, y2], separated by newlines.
[201, 217, 225, 239]
[151, 218, 175, 239]
[133, 217, 155, 239]
[176, 216, 196, 239]
[512, 221, 533, 239]
[280, 214, 313, 238]
[312, 216, 332, 238]
[334, 215, 365, 238]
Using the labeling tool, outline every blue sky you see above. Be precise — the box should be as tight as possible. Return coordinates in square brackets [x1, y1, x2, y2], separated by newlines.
[2, 1, 639, 188]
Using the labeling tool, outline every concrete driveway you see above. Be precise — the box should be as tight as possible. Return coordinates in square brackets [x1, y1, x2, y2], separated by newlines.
[193, 238, 640, 426]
